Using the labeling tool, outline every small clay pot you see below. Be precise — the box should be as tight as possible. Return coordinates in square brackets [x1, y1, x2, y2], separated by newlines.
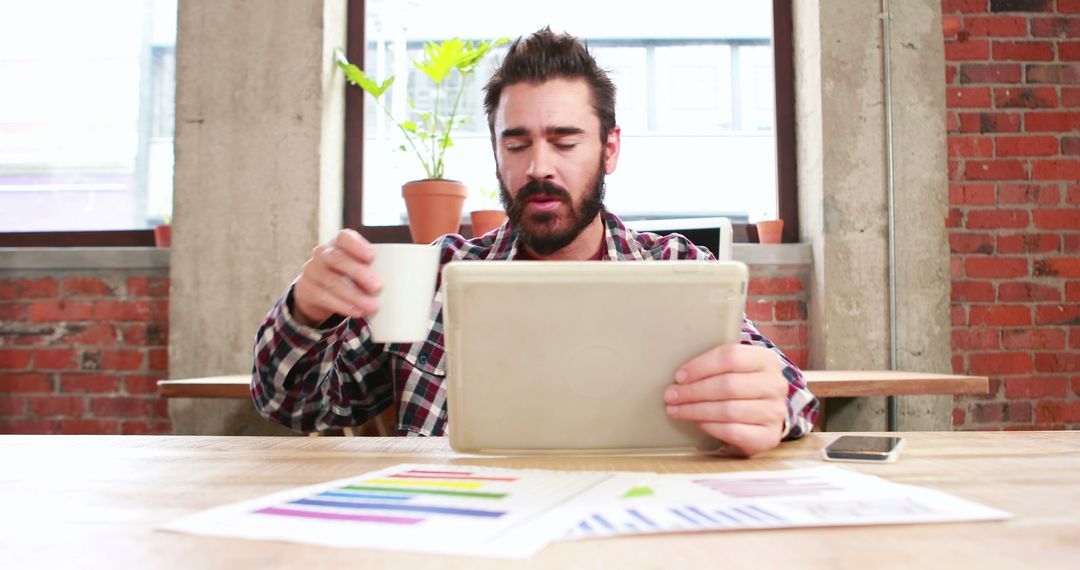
[755, 220, 784, 244]
[469, 209, 507, 237]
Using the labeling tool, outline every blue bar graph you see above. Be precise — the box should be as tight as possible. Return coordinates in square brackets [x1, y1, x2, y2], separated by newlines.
[292, 498, 506, 518]
[628, 508, 658, 529]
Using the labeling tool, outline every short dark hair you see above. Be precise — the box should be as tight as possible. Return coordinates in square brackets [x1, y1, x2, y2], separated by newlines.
[483, 27, 616, 143]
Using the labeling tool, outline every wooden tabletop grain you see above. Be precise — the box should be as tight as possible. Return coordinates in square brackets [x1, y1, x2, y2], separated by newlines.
[0, 431, 1074, 569]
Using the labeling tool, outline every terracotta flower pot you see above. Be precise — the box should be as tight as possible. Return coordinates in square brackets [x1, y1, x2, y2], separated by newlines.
[154, 224, 172, 248]
[469, 209, 507, 238]
[756, 220, 784, 244]
[402, 179, 468, 244]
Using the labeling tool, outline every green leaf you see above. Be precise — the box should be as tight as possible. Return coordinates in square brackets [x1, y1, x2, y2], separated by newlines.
[336, 50, 394, 98]
[440, 136, 454, 149]
[397, 145, 407, 153]
[458, 37, 510, 75]
[412, 38, 474, 84]
[401, 121, 418, 133]
[412, 35, 509, 83]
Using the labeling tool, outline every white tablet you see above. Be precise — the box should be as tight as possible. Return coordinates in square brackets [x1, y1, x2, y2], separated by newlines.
[441, 260, 748, 454]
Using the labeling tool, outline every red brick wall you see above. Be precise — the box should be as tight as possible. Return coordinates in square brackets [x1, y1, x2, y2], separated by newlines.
[0, 274, 171, 434]
[945, 0, 1080, 430]
[747, 266, 810, 370]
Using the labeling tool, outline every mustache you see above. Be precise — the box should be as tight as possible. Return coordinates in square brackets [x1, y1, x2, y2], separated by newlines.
[515, 179, 572, 203]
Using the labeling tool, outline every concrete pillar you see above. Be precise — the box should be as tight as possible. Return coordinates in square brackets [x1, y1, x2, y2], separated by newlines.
[794, 0, 952, 431]
[169, 0, 347, 434]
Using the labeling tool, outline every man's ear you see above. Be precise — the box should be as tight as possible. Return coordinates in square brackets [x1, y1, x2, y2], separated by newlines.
[603, 125, 621, 175]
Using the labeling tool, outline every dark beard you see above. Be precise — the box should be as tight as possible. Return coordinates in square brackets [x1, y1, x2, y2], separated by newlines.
[498, 157, 606, 256]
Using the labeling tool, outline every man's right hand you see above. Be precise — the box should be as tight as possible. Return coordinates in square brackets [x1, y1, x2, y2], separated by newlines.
[292, 229, 383, 327]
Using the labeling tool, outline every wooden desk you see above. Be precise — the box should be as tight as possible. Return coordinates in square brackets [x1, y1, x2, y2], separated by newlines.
[158, 371, 989, 400]
[801, 370, 988, 398]
[1, 432, 1076, 568]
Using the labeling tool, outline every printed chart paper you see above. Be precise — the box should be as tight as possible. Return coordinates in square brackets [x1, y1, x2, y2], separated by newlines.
[161, 463, 613, 558]
[162, 464, 1011, 559]
[563, 466, 1011, 540]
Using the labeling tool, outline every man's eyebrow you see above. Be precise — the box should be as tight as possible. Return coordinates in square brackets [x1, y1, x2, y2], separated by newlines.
[547, 126, 585, 136]
[499, 126, 586, 138]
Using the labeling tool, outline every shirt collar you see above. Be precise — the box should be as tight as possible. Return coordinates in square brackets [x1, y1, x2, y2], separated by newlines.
[602, 209, 648, 261]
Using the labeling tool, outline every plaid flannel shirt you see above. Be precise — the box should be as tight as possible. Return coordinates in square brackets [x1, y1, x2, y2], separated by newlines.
[252, 210, 819, 438]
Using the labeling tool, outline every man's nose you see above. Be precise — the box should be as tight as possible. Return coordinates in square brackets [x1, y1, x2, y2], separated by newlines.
[525, 144, 555, 180]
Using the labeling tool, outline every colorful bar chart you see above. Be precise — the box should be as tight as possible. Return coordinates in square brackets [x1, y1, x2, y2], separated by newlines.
[164, 463, 618, 557]
[252, 467, 516, 526]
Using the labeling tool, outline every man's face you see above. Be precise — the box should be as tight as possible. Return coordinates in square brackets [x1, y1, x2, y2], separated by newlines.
[493, 78, 620, 255]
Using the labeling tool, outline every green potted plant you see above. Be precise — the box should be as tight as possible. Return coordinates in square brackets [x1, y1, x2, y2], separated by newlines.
[337, 37, 508, 243]
[469, 185, 506, 238]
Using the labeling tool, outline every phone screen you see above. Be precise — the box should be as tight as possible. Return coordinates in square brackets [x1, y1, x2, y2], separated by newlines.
[824, 436, 903, 461]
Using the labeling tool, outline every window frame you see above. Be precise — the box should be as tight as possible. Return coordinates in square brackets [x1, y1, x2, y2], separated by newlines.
[0, 0, 797, 247]
[0, 230, 155, 247]
[344, 0, 798, 244]
[0, 4, 175, 249]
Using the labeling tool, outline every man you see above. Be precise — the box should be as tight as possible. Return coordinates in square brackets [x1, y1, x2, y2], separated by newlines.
[252, 28, 818, 457]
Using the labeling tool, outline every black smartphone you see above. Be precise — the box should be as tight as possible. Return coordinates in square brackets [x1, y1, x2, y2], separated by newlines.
[821, 435, 904, 463]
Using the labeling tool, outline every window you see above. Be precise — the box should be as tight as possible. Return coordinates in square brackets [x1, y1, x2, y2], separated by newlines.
[0, 0, 176, 240]
[346, 0, 797, 242]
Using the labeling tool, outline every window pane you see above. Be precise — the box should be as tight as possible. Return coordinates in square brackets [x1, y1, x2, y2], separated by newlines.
[361, 0, 776, 227]
[0, 0, 176, 232]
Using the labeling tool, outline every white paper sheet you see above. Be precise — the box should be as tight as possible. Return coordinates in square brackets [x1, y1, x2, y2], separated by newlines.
[562, 466, 1011, 540]
[161, 464, 1011, 559]
[161, 463, 615, 559]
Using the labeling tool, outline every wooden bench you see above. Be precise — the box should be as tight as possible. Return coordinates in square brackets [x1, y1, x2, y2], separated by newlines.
[159, 371, 989, 435]
[158, 370, 990, 400]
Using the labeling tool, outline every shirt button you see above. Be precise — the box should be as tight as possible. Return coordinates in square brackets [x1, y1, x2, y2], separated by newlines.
[418, 355, 428, 364]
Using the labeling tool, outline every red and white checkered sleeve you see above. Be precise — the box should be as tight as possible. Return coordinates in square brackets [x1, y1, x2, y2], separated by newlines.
[250, 284, 394, 433]
[740, 317, 820, 439]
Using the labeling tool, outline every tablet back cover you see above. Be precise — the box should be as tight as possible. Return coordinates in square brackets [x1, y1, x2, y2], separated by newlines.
[443, 261, 748, 454]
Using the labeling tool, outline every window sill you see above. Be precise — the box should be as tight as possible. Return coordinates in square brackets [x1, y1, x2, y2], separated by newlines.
[733, 242, 811, 266]
[0, 244, 809, 271]
[0, 247, 170, 270]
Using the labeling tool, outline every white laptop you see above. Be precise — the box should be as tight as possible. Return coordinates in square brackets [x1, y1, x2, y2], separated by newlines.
[622, 217, 733, 261]
[441, 260, 748, 454]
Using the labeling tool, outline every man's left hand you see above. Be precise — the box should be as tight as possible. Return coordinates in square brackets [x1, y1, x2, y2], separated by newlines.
[664, 344, 790, 457]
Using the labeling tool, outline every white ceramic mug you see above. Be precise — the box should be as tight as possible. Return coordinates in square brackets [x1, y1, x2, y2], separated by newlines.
[366, 243, 440, 343]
